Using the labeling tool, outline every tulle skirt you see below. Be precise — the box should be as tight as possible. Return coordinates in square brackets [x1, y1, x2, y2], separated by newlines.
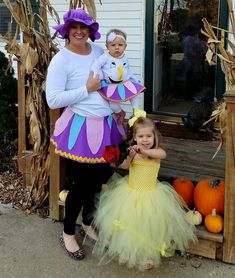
[92, 174, 197, 269]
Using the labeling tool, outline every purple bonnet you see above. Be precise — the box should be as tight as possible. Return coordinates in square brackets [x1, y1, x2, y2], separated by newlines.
[53, 8, 101, 41]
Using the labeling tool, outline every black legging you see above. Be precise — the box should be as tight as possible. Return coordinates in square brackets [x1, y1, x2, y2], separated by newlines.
[63, 160, 114, 235]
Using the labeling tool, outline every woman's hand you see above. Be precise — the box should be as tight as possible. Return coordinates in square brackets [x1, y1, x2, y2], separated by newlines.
[86, 71, 101, 93]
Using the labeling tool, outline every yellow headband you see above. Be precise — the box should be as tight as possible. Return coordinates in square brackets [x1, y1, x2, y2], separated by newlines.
[128, 108, 146, 127]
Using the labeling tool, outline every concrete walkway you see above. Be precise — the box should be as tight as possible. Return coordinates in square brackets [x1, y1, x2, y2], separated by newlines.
[0, 204, 235, 278]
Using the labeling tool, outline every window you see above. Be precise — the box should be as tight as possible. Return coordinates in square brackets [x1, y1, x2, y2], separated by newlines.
[144, 0, 226, 117]
[0, 1, 17, 38]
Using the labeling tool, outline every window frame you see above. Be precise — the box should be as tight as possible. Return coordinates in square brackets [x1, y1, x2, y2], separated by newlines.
[0, 1, 18, 39]
[144, 0, 228, 115]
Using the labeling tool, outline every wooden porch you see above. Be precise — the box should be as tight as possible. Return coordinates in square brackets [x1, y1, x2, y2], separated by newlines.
[160, 136, 225, 182]
[157, 123, 225, 182]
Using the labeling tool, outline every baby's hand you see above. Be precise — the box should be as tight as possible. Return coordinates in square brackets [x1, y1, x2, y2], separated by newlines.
[86, 71, 101, 93]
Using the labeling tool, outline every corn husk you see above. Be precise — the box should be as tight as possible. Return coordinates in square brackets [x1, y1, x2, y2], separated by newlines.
[204, 102, 227, 159]
[202, 0, 235, 157]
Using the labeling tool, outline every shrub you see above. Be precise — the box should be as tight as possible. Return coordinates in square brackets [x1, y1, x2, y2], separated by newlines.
[0, 50, 18, 171]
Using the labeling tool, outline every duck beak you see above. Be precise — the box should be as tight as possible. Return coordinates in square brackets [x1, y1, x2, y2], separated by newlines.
[118, 66, 123, 80]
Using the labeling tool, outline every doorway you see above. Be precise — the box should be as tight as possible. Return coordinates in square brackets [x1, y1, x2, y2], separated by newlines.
[145, 0, 224, 118]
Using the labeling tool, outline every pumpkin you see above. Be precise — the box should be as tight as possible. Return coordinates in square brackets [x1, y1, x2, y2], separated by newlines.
[185, 209, 202, 226]
[59, 190, 69, 202]
[204, 208, 223, 233]
[194, 179, 225, 217]
[173, 177, 194, 205]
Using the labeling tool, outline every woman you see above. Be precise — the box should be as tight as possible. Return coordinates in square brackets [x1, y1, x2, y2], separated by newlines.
[46, 8, 125, 260]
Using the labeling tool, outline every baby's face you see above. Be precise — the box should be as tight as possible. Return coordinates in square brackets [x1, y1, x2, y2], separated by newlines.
[106, 37, 127, 58]
[105, 55, 130, 82]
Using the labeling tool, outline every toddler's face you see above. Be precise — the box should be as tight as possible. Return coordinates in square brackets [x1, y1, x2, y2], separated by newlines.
[106, 37, 127, 58]
[134, 126, 155, 150]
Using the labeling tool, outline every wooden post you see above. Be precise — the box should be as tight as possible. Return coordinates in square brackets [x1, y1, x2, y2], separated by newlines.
[223, 91, 235, 264]
[49, 109, 64, 221]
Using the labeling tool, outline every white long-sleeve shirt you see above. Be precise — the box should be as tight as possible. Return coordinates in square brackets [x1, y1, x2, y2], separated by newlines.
[46, 43, 121, 117]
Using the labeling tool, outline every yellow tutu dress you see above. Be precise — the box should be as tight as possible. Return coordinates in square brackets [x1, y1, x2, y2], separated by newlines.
[92, 154, 197, 269]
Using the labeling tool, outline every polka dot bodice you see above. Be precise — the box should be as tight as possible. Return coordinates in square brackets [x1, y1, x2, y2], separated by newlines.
[128, 155, 160, 191]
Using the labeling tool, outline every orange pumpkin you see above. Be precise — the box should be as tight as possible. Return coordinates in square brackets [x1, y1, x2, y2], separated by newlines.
[194, 179, 225, 217]
[204, 208, 223, 233]
[173, 177, 194, 205]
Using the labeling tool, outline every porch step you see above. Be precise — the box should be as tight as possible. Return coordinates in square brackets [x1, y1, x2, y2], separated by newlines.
[186, 226, 223, 260]
[195, 225, 223, 243]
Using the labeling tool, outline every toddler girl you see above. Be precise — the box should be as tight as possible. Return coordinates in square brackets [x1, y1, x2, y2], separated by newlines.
[91, 108, 197, 270]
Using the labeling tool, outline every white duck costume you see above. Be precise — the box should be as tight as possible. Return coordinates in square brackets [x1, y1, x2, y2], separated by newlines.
[91, 32, 145, 103]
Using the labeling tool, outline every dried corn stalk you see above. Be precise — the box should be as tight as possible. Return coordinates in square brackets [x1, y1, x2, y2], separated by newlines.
[70, 0, 102, 19]
[204, 101, 227, 159]
[202, 0, 235, 157]
[1, 0, 98, 214]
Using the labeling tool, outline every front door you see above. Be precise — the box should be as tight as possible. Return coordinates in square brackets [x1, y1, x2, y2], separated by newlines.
[145, 0, 225, 118]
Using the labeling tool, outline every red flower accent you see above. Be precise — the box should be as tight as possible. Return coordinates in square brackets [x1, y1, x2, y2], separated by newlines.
[102, 145, 120, 164]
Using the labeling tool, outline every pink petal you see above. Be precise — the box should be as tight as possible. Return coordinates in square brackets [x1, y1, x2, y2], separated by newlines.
[124, 80, 137, 94]
[54, 107, 74, 136]
[86, 118, 104, 154]
[107, 83, 117, 97]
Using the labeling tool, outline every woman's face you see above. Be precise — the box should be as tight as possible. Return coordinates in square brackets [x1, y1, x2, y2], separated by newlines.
[67, 22, 90, 46]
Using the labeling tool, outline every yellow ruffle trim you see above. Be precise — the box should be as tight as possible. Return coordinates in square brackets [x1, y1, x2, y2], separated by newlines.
[51, 138, 105, 163]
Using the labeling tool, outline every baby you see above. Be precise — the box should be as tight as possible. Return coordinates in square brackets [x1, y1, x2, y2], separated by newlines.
[91, 28, 145, 113]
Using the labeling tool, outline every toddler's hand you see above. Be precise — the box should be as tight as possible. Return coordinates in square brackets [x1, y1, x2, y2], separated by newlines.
[86, 71, 101, 93]
[128, 146, 137, 159]
[132, 145, 142, 153]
